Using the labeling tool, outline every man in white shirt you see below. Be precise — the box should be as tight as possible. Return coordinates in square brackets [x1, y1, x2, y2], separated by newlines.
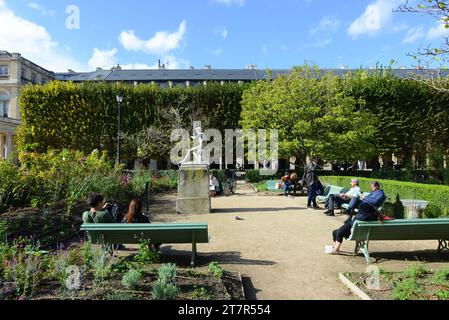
[324, 179, 361, 217]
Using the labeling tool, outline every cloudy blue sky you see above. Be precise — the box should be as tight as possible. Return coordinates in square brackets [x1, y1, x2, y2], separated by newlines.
[0, 0, 447, 72]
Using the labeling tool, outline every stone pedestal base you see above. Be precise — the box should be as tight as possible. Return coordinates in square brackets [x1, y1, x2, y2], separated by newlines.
[176, 164, 211, 214]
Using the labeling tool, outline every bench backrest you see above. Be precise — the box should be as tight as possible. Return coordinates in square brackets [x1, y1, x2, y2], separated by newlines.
[80, 223, 209, 244]
[349, 219, 449, 241]
[327, 185, 344, 196]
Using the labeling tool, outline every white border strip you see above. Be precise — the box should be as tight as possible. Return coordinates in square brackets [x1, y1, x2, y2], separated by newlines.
[338, 273, 373, 301]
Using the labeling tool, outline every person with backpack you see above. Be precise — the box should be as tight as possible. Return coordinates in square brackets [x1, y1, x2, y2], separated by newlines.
[82, 193, 116, 224]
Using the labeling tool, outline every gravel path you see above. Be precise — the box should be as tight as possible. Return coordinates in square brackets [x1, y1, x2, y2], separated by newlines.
[148, 181, 449, 300]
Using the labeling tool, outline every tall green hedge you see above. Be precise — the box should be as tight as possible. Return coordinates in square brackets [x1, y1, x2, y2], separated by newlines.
[18, 81, 247, 161]
[320, 176, 449, 218]
[18, 69, 449, 169]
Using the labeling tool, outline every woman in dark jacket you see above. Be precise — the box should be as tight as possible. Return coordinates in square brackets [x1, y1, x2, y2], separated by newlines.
[302, 157, 321, 209]
[122, 198, 150, 224]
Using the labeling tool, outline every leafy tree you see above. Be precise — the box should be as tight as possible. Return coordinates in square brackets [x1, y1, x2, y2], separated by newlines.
[240, 65, 378, 165]
[398, 0, 449, 67]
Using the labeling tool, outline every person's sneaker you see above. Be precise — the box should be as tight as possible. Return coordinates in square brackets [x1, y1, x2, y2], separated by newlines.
[313, 206, 321, 210]
[325, 246, 340, 255]
[325, 245, 334, 254]
[326, 212, 335, 216]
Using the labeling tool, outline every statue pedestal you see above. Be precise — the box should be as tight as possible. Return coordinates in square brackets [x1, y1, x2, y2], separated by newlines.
[176, 164, 211, 214]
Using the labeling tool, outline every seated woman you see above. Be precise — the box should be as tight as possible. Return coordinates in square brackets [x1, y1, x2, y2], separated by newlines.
[281, 171, 293, 197]
[122, 198, 161, 251]
[122, 197, 150, 224]
[325, 182, 386, 255]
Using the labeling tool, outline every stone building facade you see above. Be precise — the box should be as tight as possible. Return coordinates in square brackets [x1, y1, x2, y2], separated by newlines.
[0, 51, 54, 159]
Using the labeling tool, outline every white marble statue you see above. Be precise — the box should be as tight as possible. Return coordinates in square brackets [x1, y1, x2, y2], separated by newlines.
[180, 125, 208, 165]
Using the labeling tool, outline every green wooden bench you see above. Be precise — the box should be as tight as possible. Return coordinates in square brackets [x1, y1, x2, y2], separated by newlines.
[317, 185, 344, 203]
[266, 180, 281, 192]
[80, 223, 209, 266]
[348, 218, 449, 263]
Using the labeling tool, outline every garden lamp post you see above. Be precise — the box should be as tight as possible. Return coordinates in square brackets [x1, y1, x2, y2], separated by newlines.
[116, 94, 123, 165]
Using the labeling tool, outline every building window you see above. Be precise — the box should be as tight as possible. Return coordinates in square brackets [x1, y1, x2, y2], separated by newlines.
[1, 100, 8, 118]
[0, 65, 8, 76]
[31, 73, 37, 83]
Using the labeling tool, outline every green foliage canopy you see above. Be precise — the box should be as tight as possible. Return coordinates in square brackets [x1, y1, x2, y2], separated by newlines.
[240, 66, 378, 164]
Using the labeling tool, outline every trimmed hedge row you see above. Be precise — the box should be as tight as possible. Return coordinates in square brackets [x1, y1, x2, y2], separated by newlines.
[320, 176, 449, 218]
[18, 81, 247, 161]
[245, 168, 449, 186]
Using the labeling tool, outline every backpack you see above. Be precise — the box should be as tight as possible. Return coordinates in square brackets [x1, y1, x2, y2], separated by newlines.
[106, 204, 123, 223]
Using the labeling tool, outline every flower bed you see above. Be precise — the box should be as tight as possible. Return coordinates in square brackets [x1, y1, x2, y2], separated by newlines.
[343, 265, 449, 300]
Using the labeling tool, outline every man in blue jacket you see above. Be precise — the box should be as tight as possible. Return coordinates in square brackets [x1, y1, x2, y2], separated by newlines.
[325, 181, 386, 255]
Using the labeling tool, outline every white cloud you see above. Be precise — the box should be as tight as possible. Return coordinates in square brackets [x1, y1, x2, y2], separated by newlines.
[211, 48, 223, 56]
[88, 48, 118, 70]
[119, 21, 187, 55]
[348, 0, 400, 39]
[213, 26, 228, 39]
[27, 2, 54, 16]
[403, 26, 425, 44]
[427, 21, 449, 40]
[121, 63, 153, 70]
[314, 38, 332, 47]
[261, 44, 269, 55]
[212, 0, 245, 6]
[0, 0, 85, 72]
[122, 56, 189, 70]
[309, 16, 340, 36]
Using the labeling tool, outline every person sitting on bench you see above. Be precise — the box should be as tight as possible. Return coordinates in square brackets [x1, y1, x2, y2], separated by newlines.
[122, 197, 160, 251]
[324, 179, 361, 217]
[82, 193, 116, 224]
[281, 171, 293, 197]
[325, 181, 386, 255]
[122, 197, 150, 224]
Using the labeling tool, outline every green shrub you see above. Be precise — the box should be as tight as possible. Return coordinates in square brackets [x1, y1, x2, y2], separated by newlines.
[158, 263, 177, 283]
[81, 241, 92, 268]
[134, 239, 160, 263]
[392, 278, 422, 300]
[128, 170, 152, 196]
[152, 263, 179, 300]
[190, 286, 213, 300]
[208, 262, 224, 278]
[321, 176, 449, 218]
[151, 279, 179, 300]
[432, 269, 449, 286]
[245, 169, 281, 183]
[435, 289, 449, 300]
[403, 265, 428, 279]
[121, 269, 142, 290]
[104, 291, 134, 300]
[91, 247, 113, 284]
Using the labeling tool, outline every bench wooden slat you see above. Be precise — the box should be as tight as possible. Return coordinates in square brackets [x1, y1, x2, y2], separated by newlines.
[80, 223, 209, 266]
[317, 185, 343, 203]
